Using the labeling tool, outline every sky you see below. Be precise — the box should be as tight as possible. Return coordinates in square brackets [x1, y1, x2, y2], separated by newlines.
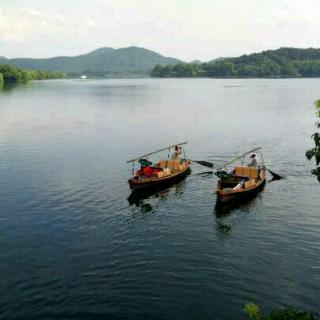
[0, 0, 320, 61]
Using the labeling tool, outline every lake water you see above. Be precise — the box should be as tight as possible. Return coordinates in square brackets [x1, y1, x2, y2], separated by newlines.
[0, 78, 320, 320]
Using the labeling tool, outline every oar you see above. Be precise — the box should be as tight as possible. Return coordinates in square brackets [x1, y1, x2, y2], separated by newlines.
[181, 158, 214, 168]
[191, 160, 214, 168]
[266, 168, 283, 180]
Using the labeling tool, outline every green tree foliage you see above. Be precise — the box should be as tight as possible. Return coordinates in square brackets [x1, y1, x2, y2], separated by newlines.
[151, 63, 205, 77]
[150, 47, 320, 78]
[244, 303, 314, 320]
[244, 303, 261, 320]
[0, 64, 65, 86]
[306, 100, 320, 182]
[267, 308, 314, 320]
[204, 60, 236, 77]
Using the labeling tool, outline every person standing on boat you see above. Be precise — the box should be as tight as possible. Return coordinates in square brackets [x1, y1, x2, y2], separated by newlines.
[247, 153, 257, 167]
[171, 145, 181, 160]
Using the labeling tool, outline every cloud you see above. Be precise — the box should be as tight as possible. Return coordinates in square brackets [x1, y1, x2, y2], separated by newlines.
[0, 6, 97, 43]
[0, 0, 320, 60]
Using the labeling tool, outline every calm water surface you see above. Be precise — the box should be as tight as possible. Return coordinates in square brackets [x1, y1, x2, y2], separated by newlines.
[0, 78, 319, 320]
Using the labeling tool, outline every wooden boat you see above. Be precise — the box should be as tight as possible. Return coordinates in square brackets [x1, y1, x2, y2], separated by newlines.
[215, 147, 267, 202]
[127, 142, 191, 191]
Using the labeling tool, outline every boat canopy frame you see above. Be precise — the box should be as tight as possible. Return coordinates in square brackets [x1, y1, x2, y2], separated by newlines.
[218, 147, 262, 170]
[241, 149, 264, 167]
[127, 142, 188, 175]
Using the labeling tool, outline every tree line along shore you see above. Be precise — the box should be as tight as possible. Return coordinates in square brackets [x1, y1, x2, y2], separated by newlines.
[150, 47, 320, 78]
[3, 47, 320, 81]
[0, 64, 66, 87]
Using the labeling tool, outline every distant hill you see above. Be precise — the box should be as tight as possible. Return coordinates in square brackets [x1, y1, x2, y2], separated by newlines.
[207, 57, 225, 63]
[151, 47, 320, 78]
[1, 46, 182, 77]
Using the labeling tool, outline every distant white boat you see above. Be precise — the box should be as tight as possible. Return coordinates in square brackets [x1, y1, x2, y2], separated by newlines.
[81, 75, 87, 79]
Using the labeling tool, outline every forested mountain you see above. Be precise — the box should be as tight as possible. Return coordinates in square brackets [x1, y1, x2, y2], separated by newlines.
[1, 47, 182, 77]
[5, 47, 320, 79]
[151, 47, 320, 78]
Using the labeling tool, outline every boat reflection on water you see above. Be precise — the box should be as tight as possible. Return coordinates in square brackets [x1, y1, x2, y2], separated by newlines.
[127, 187, 169, 208]
[127, 174, 189, 210]
[214, 187, 266, 236]
[214, 183, 266, 217]
[216, 220, 233, 235]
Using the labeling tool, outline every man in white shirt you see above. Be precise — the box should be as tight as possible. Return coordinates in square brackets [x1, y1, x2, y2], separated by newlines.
[247, 153, 257, 167]
[171, 145, 181, 160]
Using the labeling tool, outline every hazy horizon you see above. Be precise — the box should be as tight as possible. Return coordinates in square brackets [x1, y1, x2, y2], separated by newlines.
[1, 0, 320, 61]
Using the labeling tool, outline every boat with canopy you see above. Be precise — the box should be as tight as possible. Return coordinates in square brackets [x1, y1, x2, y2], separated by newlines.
[215, 147, 267, 202]
[127, 142, 191, 191]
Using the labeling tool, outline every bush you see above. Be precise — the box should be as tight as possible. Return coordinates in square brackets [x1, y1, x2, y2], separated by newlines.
[244, 303, 315, 320]
[0, 64, 66, 85]
[306, 100, 320, 182]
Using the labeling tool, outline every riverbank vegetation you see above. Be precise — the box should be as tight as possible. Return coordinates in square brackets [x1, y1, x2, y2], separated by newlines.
[151, 48, 320, 78]
[243, 303, 314, 320]
[306, 100, 320, 182]
[0, 64, 66, 87]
